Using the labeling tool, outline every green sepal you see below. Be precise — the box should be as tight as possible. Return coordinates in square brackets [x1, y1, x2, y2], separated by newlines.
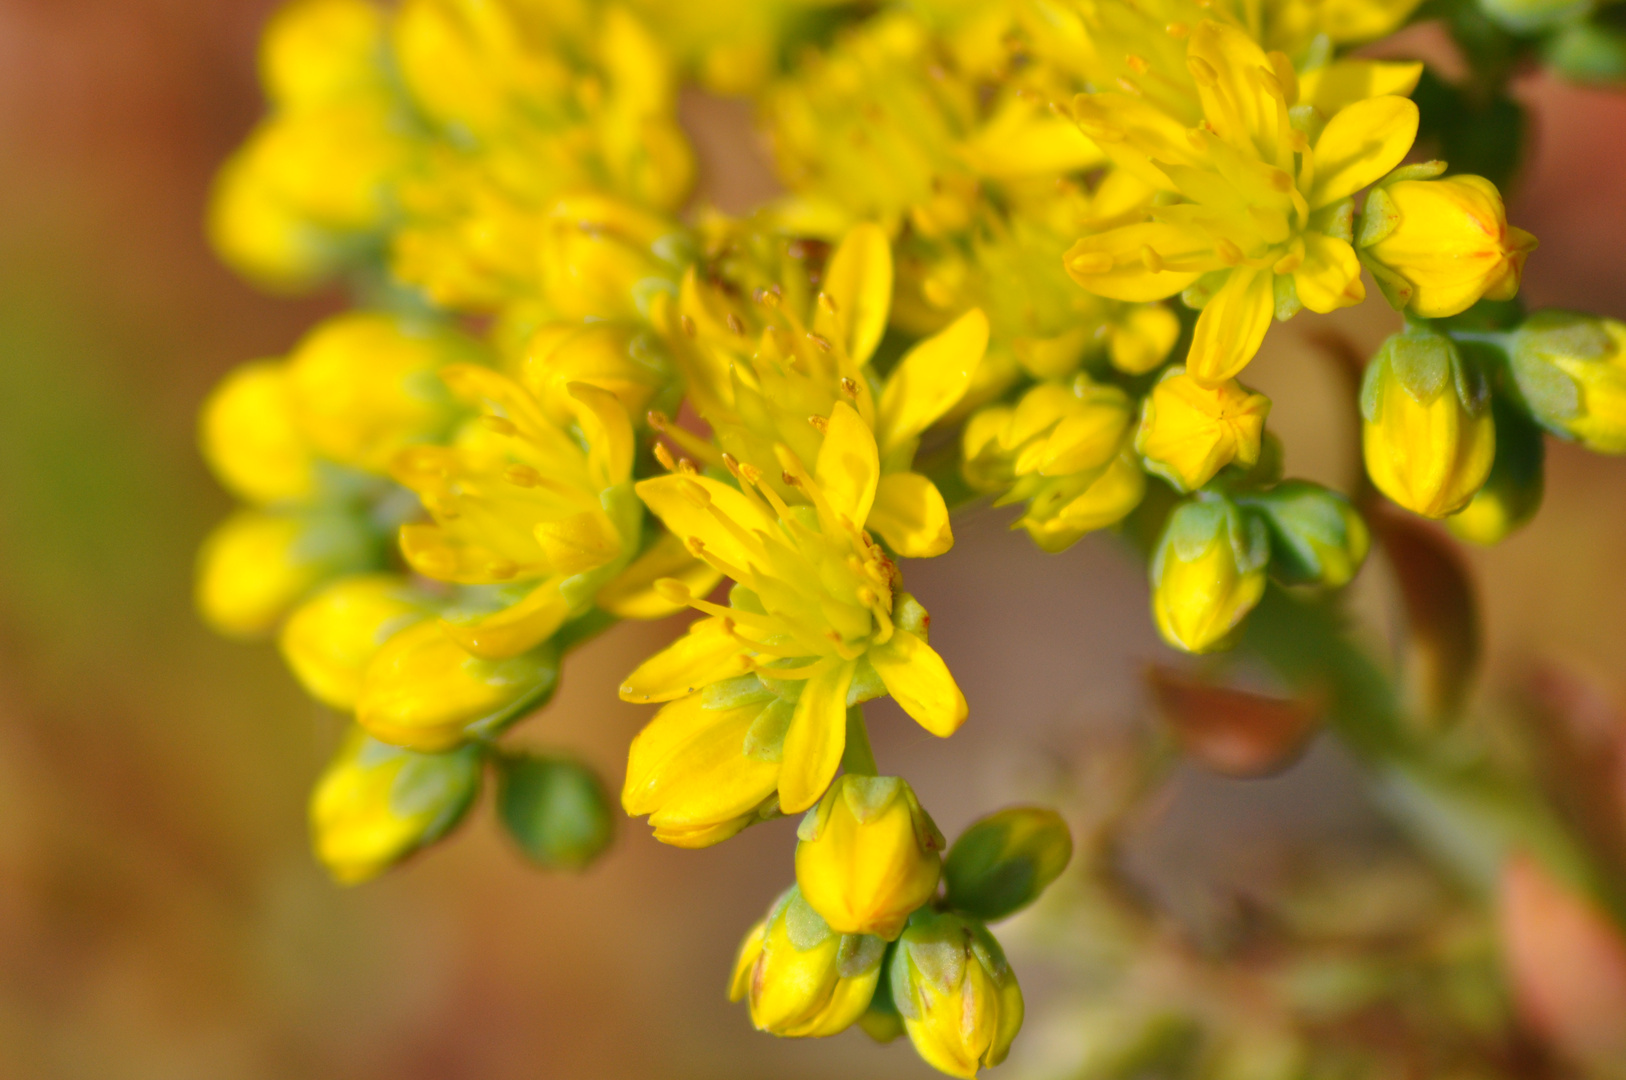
[942, 807, 1074, 922]
[493, 752, 614, 871]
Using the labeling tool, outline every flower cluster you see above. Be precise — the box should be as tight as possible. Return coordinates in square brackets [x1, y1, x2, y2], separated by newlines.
[196, 0, 1626, 1074]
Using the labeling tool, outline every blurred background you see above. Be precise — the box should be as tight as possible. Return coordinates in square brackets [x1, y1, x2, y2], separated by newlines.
[0, 3, 1623, 1077]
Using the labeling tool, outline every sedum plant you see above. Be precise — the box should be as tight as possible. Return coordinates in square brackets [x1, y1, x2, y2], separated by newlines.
[196, 0, 1626, 1074]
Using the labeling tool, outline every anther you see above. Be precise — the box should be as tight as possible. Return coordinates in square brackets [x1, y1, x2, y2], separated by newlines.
[646, 409, 669, 431]
[1069, 251, 1114, 275]
[504, 464, 542, 488]
[677, 458, 698, 475]
[481, 415, 519, 436]
[808, 414, 830, 434]
[487, 560, 519, 581]
[782, 470, 801, 488]
[721, 452, 743, 478]
[807, 332, 833, 352]
[839, 377, 858, 399]
[1216, 238, 1245, 266]
[680, 314, 698, 338]
[727, 313, 746, 335]
[818, 292, 839, 314]
[1269, 169, 1293, 193]
[1125, 54, 1148, 74]
[1166, 21, 1189, 36]
[654, 443, 678, 472]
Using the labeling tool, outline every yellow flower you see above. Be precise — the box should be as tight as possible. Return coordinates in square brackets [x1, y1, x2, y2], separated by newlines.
[518, 320, 671, 428]
[260, 0, 391, 112]
[665, 223, 988, 558]
[285, 312, 480, 474]
[392, 366, 642, 660]
[1360, 170, 1538, 318]
[199, 360, 319, 505]
[1065, 20, 1419, 383]
[310, 727, 482, 884]
[622, 403, 968, 822]
[1360, 325, 1495, 518]
[356, 620, 559, 751]
[962, 377, 1146, 552]
[279, 574, 434, 710]
[729, 887, 886, 1038]
[796, 775, 944, 939]
[1150, 496, 1270, 653]
[890, 909, 1024, 1078]
[1135, 368, 1272, 491]
[1507, 311, 1626, 453]
[196, 508, 379, 639]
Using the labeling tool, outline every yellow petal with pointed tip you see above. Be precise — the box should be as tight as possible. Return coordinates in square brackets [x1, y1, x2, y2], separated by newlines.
[868, 472, 953, 559]
[534, 510, 624, 576]
[877, 309, 989, 457]
[1310, 96, 1419, 210]
[623, 693, 779, 823]
[566, 381, 635, 489]
[620, 617, 749, 703]
[816, 223, 893, 366]
[869, 629, 966, 738]
[1294, 233, 1366, 313]
[816, 402, 880, 529]
[439, 580, 570, 661]
[1065, 224, 1212, 302]
[637, 473, 777, 574]
[779, 662, 855, 814]
[1187, 267, 1275, 384]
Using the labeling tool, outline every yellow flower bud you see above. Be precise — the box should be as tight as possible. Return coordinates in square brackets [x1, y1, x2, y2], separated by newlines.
[728, 887, 886, 1038]
[1447, 401, 1545, 545]
[1107, 302, 1182, 376]
[1360, 174, 1537, 319]
[207, 153, 346, 292]
[1135, 368, 1272, 492]
[279, 574, 434, 710]
[260, 0, 389, 112]
[1506, 311, 1626, 453]
[891, 910, 1024, 1078]
[286, 313, 477, 474]
[1360, 326, 1495, 518]
[310, 727, 482, 884]
[198, 360, 317, 505]
[1151, 497, 1270, 655]
[356, 621, 559, 752]
[196, 509, 379, 639]
[795, 775, 944, 940]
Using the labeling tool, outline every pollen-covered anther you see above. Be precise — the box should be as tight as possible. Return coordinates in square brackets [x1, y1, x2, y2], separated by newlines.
[677, 458, 698, 476]
[653, 442, 679, 472]
[686, 536, 707, 556]
[818, 292, 839, 315]
[807, 332, 833, 353]
[1116, 77, 1141, 95]
[1272, 250, 1304, 274]
[1217, 238, 1245, 266]
[720, 452, 743, 479]
[808, 414, 830, 434]
[680, 314, 698, 338]
[1269, 169, 1293, 193]
[1166, 21, 1190, 36]
[487, 559, 519, 581]
[1125, 54, 1149, 74]
[653, 577, 692, 604]
[1187, 56, 1219, 88]
[782, 469, 802, 489]
[503, 464, 542, 488]
[753, 287, 782, 310]
[727, 313, 746, 335]
[481, 415, 519, 437]
[839, 377, 859, 400]
[646, 410, 669, 431]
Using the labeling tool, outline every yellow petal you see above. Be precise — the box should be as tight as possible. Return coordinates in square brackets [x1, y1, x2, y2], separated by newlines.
[439, 580, 570, 660]
[778, 662, 856, 814]
[1188, 21, 1279, 158]
[620, 617, 750, 703]
[1187, 267, 1274, 384]
[1069, 93, 1195, 190]
[623, 694, 779, 822]
[868, 472, 953, 559]
[1065, 223, 1212, 302]
[1297, 60, 1424, 116]
[1293, 233, 1366, 313]
[637, 473, 776, 573]
[597, 531, 726, 620]
[816, 401, 881, 529]
[815, 223, 893, 366]
[566, 381, 635, 489]
[1309, 96, 1419, 210]
[877, 309, 989, 458]
[869, 629, 967, 738]
[534, 510, 624, 576]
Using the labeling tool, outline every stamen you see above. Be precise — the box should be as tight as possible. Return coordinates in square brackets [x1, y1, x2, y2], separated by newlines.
[1216, 238, 1245, 266]
[680, 314, 698, 338]
[1069, 251, 1114, 275]
[727, 313, 746, 335]
[839, 377, 859, 400]
[806, 333, 833, 353]
[808, 414, 830, 434]
[654, 442, 678, 472]
[504, 464, 542, 488]
[482, 415, 519, 437]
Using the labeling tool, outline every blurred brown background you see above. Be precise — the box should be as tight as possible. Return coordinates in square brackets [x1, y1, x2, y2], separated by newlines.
[0, 3, 1623, 1078]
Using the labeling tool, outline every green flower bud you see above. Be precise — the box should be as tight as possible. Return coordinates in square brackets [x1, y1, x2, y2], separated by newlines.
[890, 909, 1024, 1078]
[1150, 496, 1270, 655]
[942, 807, 1073, 923]
[728, 886, 885, 1038]
[1361, 323, 1495, 518]
[310, 727, 482, 884]
[1240, 481, 1370, 589]
[1544, 20, 1626, 83]
[495, 753, 614, 871]
[796, 776, 944, 940]
[1506, 310, 1626, 453]
[1448, 399, 1545, 545]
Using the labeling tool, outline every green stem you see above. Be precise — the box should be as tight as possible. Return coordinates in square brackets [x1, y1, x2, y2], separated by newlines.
[842, 705, 879, 776]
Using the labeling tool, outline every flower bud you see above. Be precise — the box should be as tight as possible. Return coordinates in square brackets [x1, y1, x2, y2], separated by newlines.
[286, 312, 479, 474]
[943, 807, 1073, 923]
[795, 776, 944, 940]
[1359, 173, 1537, 319]
[495, 753, 614, 871]
[1135, 368, 1271, 492]
[309, 727, 482, 884]
[1448, 399, 1545, 545]
[1150, 497, 1270, 654]
[196, 508, 380, 639]
[1241, 481, 1370, 588]
[728, 886, 886, 1038]
[279, 574, 433, 710]
[1506, 310, 1626, 453]
[356, 621, 559, 752]
[1360, 325, 1495, 518]
[199, 359, 318, 505]
[890, 909, 1024, 1078]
